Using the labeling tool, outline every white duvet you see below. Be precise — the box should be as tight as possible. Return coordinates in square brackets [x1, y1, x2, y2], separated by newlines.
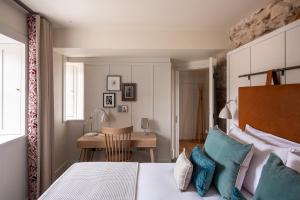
[40, 162, 252, 200]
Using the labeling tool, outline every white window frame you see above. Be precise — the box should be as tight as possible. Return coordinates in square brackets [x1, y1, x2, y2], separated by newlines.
[63, 62, 84, 121]
[0, 37, 25, 136]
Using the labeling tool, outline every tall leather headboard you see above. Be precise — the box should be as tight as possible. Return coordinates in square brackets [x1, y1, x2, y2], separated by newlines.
[239, 84, 300, 144]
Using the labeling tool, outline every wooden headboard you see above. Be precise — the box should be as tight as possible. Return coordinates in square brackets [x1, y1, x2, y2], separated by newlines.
[239, 84, 300, 143]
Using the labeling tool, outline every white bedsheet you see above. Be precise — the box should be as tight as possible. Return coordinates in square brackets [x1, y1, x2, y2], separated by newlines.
[40, 162, 253, 200]
[39, 162, 139, 200]
[137, 163, 253, 200]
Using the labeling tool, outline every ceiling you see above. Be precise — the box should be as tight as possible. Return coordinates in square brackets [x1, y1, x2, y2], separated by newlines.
[21, 0, 274, 61]
[22, 0, 273, 30]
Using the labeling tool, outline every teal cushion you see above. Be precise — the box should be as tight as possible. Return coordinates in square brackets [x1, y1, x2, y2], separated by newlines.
[231, 187, 246, 200]
[204, 127, 252, 199]
[190, 145, 215, 197]
[253, 153, 300, 200]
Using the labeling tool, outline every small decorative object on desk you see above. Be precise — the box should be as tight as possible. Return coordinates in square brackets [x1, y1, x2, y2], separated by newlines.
[107, 75, 121, 91]
[85, 132, 99, 137]
[141, 118, 149, 134]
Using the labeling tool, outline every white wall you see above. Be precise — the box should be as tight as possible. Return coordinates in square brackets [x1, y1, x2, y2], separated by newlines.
[66, 57, 172, 162]
[54, 28, 228, 50]
[0, 136, 27, 200]
[53, 52, 68, 179]
[227, 19, 300, 130]
[0, 1, 27, 199]
[0, 0, 27, 43]
[179, 69, 209, 139]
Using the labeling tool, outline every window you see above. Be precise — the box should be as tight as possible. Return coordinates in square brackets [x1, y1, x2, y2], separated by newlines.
[64, 62, 84, 121]
[0, 34, 25, 135]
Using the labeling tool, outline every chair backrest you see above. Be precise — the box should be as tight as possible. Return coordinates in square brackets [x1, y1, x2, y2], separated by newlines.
[102, 126, 133, 162]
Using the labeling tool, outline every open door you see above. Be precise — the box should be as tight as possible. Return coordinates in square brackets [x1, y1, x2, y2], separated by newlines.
[209, 57, 215, 128]
[172, 58, 215, 158]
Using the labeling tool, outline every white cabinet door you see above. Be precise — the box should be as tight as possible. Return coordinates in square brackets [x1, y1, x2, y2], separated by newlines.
[228, 47, 251, 128]
[132, 64, 153, 132]
[154, 63, 171, 162]
[109, 64, 132, 127]
[286, 26, 300, 84]
[0, 44, 23, 133]
[251, 33, 285, 86]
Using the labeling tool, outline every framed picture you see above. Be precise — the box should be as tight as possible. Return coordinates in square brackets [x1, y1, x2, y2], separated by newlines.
[107, 75, 121, 91]
[117, 105, 128, 113]
[122, 83, 136, 101]
[103, 93, 116, 108]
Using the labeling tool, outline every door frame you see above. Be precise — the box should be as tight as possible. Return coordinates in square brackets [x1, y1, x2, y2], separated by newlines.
[172, 58, 215, 158]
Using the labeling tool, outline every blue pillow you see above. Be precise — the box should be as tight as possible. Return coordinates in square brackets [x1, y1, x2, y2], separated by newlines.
[231, 187, 246, 200]
[253, 153, 300, 200]
[204, 127, 252, 199]
[190, 145, 216, 197]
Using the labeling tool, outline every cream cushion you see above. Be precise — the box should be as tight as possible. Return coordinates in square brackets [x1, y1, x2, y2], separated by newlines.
[174, 149, 193, 191]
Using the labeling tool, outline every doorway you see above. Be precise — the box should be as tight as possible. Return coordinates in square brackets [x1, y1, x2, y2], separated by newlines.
[178, 69, 209, 155]
[173, 58, 215, 158]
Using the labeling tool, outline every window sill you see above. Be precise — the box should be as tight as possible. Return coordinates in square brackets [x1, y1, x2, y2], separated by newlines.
[0, 135, 26, 145]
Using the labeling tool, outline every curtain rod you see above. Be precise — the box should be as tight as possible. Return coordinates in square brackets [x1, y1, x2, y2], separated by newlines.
[12, 0, 37, 14]
[238, 65, 300, 80]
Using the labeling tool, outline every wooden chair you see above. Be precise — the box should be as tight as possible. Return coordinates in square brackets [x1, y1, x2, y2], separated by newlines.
[102, 126, 133, 162]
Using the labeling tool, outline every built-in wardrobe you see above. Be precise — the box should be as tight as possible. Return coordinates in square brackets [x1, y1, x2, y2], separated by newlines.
[227, 19, 300, 131]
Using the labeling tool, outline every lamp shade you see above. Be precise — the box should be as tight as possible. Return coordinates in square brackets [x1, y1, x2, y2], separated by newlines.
[100, 111, 109, 122]
[219, 104, 232, 119]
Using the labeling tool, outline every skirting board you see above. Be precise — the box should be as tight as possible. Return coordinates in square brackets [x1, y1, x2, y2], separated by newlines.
[54, 161, 70, 180]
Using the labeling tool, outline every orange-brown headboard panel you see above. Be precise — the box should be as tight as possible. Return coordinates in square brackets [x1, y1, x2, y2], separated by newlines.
[239, 84, 300, 144]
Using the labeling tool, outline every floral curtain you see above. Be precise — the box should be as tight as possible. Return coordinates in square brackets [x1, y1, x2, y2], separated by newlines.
[27, 14, 54, 200]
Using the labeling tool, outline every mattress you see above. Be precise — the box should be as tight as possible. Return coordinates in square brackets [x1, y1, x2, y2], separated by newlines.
[137, 163, 253, 200]
[41, 162, 253, 200]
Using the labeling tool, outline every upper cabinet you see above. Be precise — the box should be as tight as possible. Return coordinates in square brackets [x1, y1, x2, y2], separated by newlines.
[251, 33, 285, 86]
[227, 47, 251, 127]
[286, 26, 300, 84]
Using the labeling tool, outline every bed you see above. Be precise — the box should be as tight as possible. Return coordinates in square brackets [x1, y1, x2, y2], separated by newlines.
[40, 83, 300, 200]
[39, 162, 252, 200]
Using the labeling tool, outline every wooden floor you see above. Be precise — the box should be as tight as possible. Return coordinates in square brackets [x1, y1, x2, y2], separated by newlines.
[179, 139, 204, 156]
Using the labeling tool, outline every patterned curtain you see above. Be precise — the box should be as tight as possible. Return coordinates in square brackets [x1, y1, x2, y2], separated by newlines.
[27, 14, 54, 200]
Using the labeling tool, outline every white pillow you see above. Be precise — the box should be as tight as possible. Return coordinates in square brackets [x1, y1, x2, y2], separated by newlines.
[174, 149, 193, 191]
[245, 124, 300, 151]
[286, 151, 300, 173]
[228, 126, 254, 190]
[228, 125, 290, 195]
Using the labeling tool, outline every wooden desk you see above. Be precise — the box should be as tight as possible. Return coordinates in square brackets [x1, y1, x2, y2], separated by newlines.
[77, 132, 157, 162]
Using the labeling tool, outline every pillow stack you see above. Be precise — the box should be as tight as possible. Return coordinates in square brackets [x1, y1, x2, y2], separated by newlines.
[204, 127, 253, 199]
[174, 124, 300, 199]
[253, 153, 300, 200]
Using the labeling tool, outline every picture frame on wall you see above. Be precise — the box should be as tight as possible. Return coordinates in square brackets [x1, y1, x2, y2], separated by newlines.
[122, 83, 136, 101]
[107, 75, 121, 91]
[103, 93, 116, 108]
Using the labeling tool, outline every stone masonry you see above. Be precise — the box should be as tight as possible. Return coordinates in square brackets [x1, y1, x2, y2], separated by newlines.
[229, 0, 300, 48]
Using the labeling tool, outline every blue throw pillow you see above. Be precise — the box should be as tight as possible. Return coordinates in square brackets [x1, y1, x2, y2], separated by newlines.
[204, 127, 252, 199]
[190, 145, 216, 197]
[253, 153, 300, 200]
[231, 187, 246, 200]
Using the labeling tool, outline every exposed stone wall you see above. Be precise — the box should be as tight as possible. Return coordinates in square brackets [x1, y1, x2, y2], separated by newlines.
[214, 51, 227, 132]
[229, 0, 300, 48]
